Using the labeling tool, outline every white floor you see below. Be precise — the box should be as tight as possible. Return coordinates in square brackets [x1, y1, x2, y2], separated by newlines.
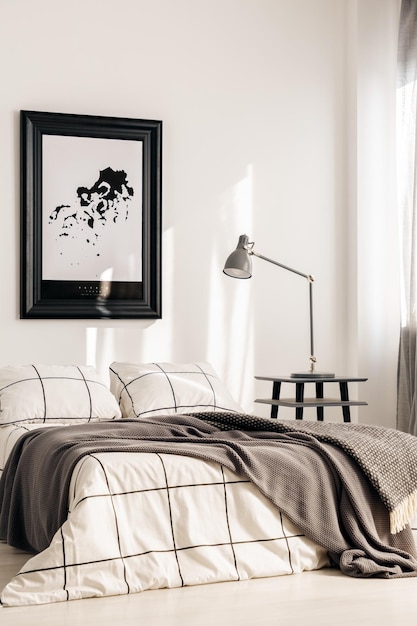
[1, 540, 417, 626]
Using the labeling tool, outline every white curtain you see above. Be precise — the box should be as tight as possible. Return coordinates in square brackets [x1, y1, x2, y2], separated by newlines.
[397, 0, 417, 434]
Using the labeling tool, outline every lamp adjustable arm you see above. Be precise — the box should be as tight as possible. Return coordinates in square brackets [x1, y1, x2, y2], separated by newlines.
[251, 250, 312, 281]
[250, 249, 316, 370]
[223, 234, 334, 377]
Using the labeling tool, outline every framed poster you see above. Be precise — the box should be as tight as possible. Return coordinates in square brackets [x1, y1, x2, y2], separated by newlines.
[20, 110, 162, 319]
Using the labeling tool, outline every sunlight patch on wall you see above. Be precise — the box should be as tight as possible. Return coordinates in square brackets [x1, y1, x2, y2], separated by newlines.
[208, 165, 255, 410]
[85, 326, 116, 383]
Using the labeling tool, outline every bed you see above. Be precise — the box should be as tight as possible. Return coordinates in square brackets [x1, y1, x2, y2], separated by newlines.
[0, 362, 417, 608]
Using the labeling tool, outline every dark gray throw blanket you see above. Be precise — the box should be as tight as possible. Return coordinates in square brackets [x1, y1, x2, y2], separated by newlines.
[1, 412, 417, 579]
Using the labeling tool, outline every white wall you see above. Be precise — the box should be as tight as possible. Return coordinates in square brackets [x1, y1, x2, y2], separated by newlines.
[0, 0, 401, 426]
[355, 0, 401, 428]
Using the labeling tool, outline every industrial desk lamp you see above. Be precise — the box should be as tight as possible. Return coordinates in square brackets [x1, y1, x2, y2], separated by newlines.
[223, 234, 334, 378]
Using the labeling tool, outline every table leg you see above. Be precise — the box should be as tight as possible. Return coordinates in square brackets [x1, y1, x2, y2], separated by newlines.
[315, 382, 324, 421]
[339, 381, 351, 422]
[271, 381, 281, 419]
[295, 383, 304, 420]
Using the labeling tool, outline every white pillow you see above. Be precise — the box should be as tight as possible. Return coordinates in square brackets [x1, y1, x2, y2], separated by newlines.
[109, 361, 243, 418]
[0, 364, 121, 426]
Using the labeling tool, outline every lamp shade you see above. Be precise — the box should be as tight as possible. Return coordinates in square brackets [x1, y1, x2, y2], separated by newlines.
[223, 235, 253, 278]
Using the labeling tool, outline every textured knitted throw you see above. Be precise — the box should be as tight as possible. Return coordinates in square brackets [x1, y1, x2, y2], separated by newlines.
[197, 412, 417, 535]
[1, 412, 417, 578]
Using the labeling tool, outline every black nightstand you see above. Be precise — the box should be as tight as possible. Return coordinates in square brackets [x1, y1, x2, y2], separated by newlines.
[255, 375, 368, 422]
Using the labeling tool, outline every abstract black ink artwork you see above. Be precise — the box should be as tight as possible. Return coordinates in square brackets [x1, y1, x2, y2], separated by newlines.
[50, 167, 134, 246]
[20, 110, 162, 319]
[47, 166, 137, 282]
[42, 133, 144, 285]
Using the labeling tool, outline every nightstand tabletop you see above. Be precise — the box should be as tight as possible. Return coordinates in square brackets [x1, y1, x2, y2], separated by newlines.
[255, 375, 368, 383]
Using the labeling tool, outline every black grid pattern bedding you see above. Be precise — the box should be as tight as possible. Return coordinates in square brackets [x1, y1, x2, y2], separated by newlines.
[0, 443, 329, 606]
[2, 420, 417, 606]
[109, 362, 243, 418]
[0, 364, 120, 425]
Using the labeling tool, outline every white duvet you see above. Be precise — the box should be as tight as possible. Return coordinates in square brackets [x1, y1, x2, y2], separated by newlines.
[0, 423, 329, 607]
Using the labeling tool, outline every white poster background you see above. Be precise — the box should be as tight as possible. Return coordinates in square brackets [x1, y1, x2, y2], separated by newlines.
[42, 135, 143, 282]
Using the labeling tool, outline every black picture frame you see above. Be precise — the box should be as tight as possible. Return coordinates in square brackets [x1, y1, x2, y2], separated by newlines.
[20, 110, 162, 319]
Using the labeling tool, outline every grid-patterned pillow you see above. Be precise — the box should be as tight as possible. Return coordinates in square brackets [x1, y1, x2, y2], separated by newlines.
[109, 361, 243, 418]
[0, 364, 121, 426]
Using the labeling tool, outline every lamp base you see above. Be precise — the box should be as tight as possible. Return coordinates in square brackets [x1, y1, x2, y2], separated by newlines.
[290, 371, 335, 379]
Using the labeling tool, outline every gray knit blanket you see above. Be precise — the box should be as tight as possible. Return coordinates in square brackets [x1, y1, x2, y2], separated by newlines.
[1, 412, 417, 578]
[200, 412, 417, 535]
